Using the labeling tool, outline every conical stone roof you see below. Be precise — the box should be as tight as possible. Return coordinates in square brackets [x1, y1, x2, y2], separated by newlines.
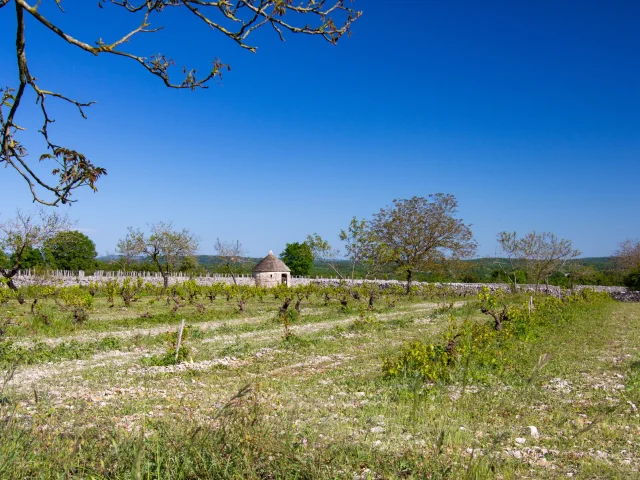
[252, 250, 291, 273]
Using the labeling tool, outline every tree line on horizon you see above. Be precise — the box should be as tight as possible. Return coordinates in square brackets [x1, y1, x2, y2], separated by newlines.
[1, 195, 639, 292]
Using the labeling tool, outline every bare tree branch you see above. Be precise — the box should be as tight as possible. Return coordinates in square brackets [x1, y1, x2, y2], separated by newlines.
[1, 0, 361, 205]
[214, 238, 247, 285]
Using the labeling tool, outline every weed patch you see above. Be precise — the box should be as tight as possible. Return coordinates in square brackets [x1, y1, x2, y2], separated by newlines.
[0, 336, 124, 366]
[383, 289, 613, 386]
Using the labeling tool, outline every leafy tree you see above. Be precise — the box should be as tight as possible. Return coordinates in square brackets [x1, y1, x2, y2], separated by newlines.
[117, 222, 199, 289]
[280, 242, 313, 276]
[458, 271, 480, 283]
[304, 232, 363, 279]
[42, 230, 97, 271]
[11, 245, 44, 269]
[0, 209, 70, 298]
[623, 269, 640, 291]
[490, 268, 527, 285]
[614, 239, 640, 292]
[179, 255, 201, 275]
[1, 1, 361, 206]
[497, 231, 581, 291]
[304, 231, 373, 280]
[1, 244, 44, 270]
[0, 249, 7, 269]
[370, 194, 477, 293]
[565, 263, 604, 287]
[305, 233, 336, 262]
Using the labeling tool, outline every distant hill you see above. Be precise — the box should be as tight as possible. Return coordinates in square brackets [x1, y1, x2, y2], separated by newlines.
[194, 255, 259, 268]
[94, 255, 622, 285]
[574, 257, 616, 270]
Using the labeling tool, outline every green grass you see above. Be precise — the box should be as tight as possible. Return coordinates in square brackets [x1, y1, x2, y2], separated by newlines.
[0, 291, 638, 478]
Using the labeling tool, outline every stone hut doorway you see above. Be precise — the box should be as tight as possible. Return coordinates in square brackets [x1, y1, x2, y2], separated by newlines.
[281, 274, 288, 286]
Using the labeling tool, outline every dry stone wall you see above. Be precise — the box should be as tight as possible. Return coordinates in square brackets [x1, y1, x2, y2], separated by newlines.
[293, 278, 628, 297]
[610, 291, 640, 302]
[9, 270, 255, 287]
[5, 270, 632, 299]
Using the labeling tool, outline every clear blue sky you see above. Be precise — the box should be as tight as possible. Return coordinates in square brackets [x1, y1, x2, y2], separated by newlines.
[1, 0, 638, 258]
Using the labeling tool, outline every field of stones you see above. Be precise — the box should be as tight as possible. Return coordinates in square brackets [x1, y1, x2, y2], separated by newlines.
[0, 280, 639, 478]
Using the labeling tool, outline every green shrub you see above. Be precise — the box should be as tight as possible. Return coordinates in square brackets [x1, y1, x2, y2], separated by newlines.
[141, 326, 192, 366]
[105, 279, 118, 305]
[0, 335, 125, 366]
[623, 269, 640, 291]
[278, 306, 299, 341]
[383, 289, 611, 385]
[382, 340, 453, 382]
[58, 286, 94, 309]
[182, 279, 201, 303]
[349, 302, 381, 331]
[120, 277, 144, 307]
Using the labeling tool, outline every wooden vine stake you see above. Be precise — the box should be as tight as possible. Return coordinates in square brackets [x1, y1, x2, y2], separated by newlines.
[175, 319, 185, 363]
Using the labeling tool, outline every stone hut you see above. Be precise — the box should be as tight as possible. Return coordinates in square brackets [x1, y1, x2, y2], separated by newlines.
[252, 251, 291, 288]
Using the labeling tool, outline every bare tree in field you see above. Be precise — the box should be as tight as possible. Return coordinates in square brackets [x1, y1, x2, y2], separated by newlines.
[338, 218, 390, 281]
[497, 231, 581, 291]
[370, 194, 478, 293]
[1, 1, 361, 206]
[0, 209, 70, 301]
[305, 233, 337, 263]
[214, 238, 247, 285]
[305, 222, 389, 282]
[613, 239, 640, 273]
[304, 231, 346, 274]
[117, 222, 199, 289]
[104, 250, 134, 273]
